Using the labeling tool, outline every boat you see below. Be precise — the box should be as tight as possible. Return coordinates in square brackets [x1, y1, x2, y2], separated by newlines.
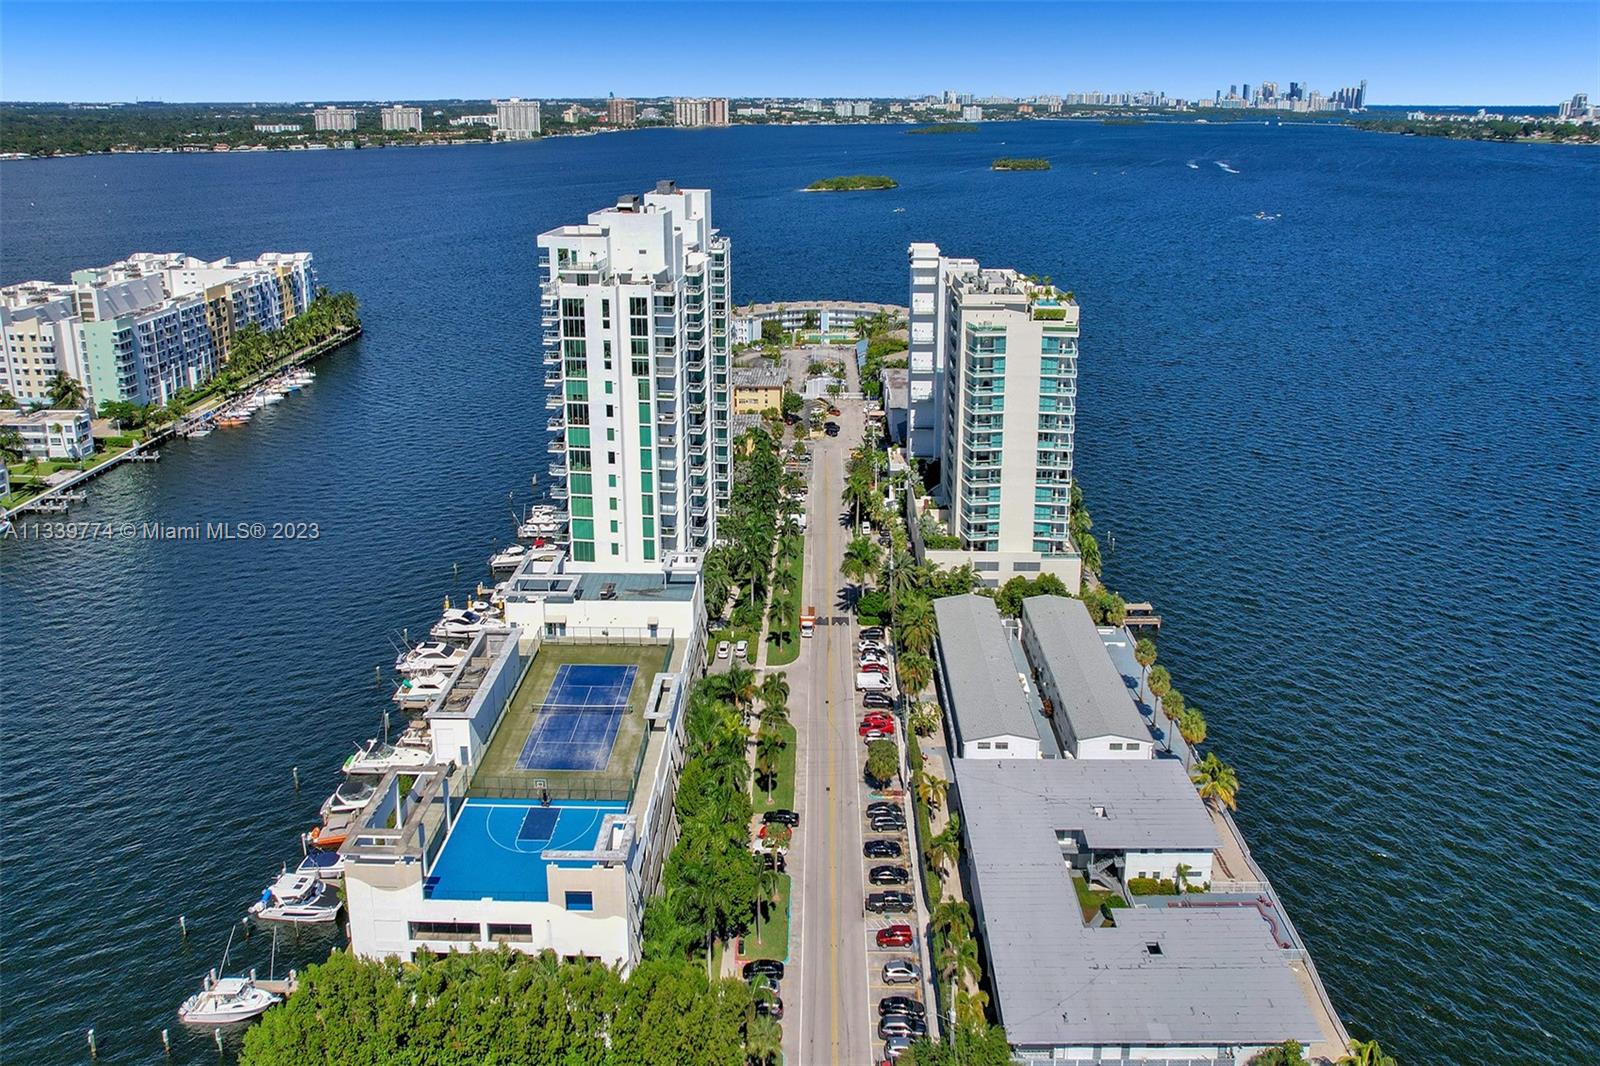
[394, 640, 466, 677]
[1254, 211, 1281, 221]
[307, 811, 354, 850]
[393, 670, 452, 707]
[429, 607, 511, 641]
[320, 777, 376, 817]
[259, 389, 284, 405]
[297, 848, 344, 882]
[177, 970, 281, 1025]
[342, 737, 433, 777]
[249, 871, 342, 923]
[517, 504, 567, 540]
[489, 543, 530, 573]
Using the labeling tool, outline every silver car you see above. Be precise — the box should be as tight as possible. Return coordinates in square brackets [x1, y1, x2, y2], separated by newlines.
[881, 958, 920, 984]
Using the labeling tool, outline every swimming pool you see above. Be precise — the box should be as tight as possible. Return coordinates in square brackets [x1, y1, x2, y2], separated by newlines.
[425, 798, 627, 902]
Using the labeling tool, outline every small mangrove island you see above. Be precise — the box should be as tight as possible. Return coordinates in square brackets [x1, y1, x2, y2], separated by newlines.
[992, 157, 1051, 171]
[806, 175, 898, 191]
[907, 122, 978, 135]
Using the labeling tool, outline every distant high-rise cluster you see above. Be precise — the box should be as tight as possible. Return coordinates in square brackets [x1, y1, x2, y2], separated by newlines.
[1558, 92, 1593, 120]
[1208, 78, 1365, 111]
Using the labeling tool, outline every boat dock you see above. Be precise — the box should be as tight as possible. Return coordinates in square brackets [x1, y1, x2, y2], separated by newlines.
[1123, 601, 1162, 628]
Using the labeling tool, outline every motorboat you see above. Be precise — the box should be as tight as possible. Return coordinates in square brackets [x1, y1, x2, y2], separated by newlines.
[308, 811, 354, 850]
[320, 777, 376, 817]
[489, 543, 530, 573]
[393, 670, 452, 707]
[259, 388, 285, 405]
[517, 505, 567, 540]
[429, 608, 510, 641]
[342, 737, 433, 777]
[297, 848, 344, 882]
[177, 970, 281, 1025]
[249, 871, 342, 923]
[394, 640, 466, 677]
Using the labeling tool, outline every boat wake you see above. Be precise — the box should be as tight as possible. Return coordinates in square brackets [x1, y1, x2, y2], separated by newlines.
[1216, 161, 1240, 174]
[1186, 161, 1200, 170]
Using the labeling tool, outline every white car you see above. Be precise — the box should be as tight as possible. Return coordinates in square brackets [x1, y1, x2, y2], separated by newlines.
[735, 639, 749, 659]
[856, 671, 891, 691]
[858, 640, 888, 654]
[716, 641, 731, 659]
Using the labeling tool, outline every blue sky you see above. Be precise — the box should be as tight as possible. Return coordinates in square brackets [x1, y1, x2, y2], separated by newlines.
[1, 1, 1594, 105]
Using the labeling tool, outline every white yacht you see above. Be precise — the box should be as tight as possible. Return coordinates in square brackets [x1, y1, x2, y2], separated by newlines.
[517, 505, 568, 541]
[296, 848, 345, 882]
[342, 737, 432, 777]
[259, 388, 284, 405]
[429, 608, 510, 642]
[249, 871, 342, 924]
[319, 778, 376, 818]
[489, 543, 530, 573]
[392, 670, 452, 707]
[394, 640, 466, 677]
[177, 971, 281, 1025]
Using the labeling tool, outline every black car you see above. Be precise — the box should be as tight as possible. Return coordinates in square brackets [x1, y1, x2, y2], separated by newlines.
[863, 838, 903, 858]
[763, 809, 800, 827]
[743, 959, 785, 981]
[859, 627, 885, 640]
[866, 801, 901, 816]
[869, 864, 910, 885]
[878, 996, 926, 1018]
[824, 422, 841, 436]
[757, 849, 787, 872]
[861, 692, 894, 709]
[870, 816, 907, 833]
[865, 891, 915, 914]
[754, 996, 784, 1020]
[748, 974, 780, 993]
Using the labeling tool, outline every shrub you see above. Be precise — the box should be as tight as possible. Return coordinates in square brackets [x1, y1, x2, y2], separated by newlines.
[1127, 876, 1178, 896]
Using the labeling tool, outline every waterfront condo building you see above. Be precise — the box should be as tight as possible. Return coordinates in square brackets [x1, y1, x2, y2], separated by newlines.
[380, 105, 423, 132]
[311, 106, 358, 131]
[606, 96, 638, 127]
[494, 98, 542, 139]
[0, 252, 315, 409]
[536, 182, 732, 569]
[672, 97, 729, 127]
[906, 243, 1081, 587]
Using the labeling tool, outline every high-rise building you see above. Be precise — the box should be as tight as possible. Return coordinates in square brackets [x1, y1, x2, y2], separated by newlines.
[1558, 92, 1591, 119]
[380, 105, 423, 132]
[494, 98, 542, 139]
[312, 106, 359, 131]
[0, 252, 316, 408]
[606, 96, 637, 127]
[536, 182, 731, 569]
[961, 105, 983, 122]
[671, 98, 730, 127]
[906, 243, 1082, 587]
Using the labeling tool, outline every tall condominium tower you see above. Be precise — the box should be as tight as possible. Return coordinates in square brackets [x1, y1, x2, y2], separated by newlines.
[537, 182, 732, 570]
[906, 243, 1082, 587]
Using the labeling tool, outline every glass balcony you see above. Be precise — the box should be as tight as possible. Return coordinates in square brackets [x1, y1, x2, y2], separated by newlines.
[544, 370, 562, 387]
[547, 439, 566, 454]
[547, 416, 565, 431]
[545, 395, 563, 410]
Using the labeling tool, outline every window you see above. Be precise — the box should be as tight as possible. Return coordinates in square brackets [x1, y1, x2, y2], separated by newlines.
[1145, 942, 1163, 956]
[609, 520, 619, 533]
[1109, 742, 1123, 751]
[611, 544, 620, 556]
[608, 474, 618, 488]
[993, 741, 1009, 750]
[565, 891, 594, 912]
[975, 741, 991, 750]
[1091, 805, 1107, 819]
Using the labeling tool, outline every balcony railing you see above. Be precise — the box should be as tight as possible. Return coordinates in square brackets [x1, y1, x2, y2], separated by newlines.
[544, 371, 562, 387]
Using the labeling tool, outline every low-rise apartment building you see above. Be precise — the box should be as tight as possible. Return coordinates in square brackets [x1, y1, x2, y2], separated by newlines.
[731, 366, 785, 414]
[932, 594, 1048, 758]
[0, 408, 94, 460]
[1021, 595, 1153, 759]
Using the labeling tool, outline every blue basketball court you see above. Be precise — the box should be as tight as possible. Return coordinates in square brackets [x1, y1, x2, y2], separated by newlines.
[514, 663, 637, 771]
[426, 799, 627, 902]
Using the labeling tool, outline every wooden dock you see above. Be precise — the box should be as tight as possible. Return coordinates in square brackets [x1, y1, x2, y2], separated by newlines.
[1123, 601, 1163, 629]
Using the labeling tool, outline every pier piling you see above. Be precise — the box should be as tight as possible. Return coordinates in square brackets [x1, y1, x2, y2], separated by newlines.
[292, 766, 300, 790]
[87, 1029, 97, 1058]
[179, 915, 187, 937]
[214, 1029, 224, 1054]
[161, 1029, 171, 1055]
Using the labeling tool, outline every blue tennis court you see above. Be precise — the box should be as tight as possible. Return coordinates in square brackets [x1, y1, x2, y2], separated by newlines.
[426, 799, 627, 902]
[514, 663, 637, 771]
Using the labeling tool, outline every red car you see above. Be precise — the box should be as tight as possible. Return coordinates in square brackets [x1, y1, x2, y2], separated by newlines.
[859, 661, 890, 675]
[861, 711, 894, 727]
[876, 924, 914, 948]
[859, 718, 895, 736]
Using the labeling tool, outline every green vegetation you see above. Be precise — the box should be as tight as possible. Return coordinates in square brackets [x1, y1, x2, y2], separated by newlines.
[805, 174, 898, 191]
[1351, 116, 1599, 144]
[1101, 117, 1146, 126]
[1072, 873, 1128, 924]
[907, 122, 978, 135]
[1191, 751, 1240, 811]
[238, 950, 753, 1066]
[864, 738, 899, 786]
[991, 157, 1050, 170]
[1337, 1040, 1399, 1066]
[743, 873, 790, 961]
[903, 1024, 1016, 1066]
[1250, 1041, 1311, 1066]
[855, 310, 908, 401]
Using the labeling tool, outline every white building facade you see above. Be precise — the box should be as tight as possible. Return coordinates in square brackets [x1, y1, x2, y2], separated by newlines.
[494, 98, 542, 139]
[536, 183, 732, 569]
[0, 409, 94, 459]
[312, 106, 358, 131]
[380, 105, 423, 131]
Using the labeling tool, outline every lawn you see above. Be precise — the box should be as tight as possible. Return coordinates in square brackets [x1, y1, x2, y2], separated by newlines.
[765, 550, 805, 667]
[743, 873, 791, 961]
[1072, 873, 1128, 925]
[753, 721, 797, 814]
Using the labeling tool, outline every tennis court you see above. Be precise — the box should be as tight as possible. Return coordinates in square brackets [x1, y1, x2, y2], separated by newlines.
[426, 798, 627, 902]
[513, 663, 638, 771]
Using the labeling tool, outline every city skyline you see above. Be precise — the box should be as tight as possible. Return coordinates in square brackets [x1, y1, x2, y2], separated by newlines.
[0, 1, 1594, 105]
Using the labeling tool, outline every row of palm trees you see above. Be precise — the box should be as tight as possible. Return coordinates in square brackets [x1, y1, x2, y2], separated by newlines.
[1133, 637, 1240, 812]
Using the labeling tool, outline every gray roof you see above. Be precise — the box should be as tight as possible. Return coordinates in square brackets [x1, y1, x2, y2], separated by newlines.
[933, 595, 1038, 745]
[1022, 596, 1148, 744]
[954, 758, 1319, 1049]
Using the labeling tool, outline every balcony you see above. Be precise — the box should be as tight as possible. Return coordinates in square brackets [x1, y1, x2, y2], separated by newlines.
[547, 416, 565, 431]
[547, 439, 566, 455]
[550, 484, 569, 500]
[543, 351, 560, 366]
[544, 371, 562, 388]
[545, 395, 563, 410]
[548, 461, 568, 478]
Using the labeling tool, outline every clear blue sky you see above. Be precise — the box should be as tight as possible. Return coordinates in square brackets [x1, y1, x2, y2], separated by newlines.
[1, 1, 1594, 105]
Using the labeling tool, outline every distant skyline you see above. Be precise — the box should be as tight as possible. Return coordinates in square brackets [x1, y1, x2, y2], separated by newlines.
[0, 1, 1594, 105]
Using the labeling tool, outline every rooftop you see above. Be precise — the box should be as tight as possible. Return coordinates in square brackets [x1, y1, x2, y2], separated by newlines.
[426, 798, 629, 902]
[933, 595, 1039, 745]
[1022, 596, 1149, 744]
[954, 757, 1318, 1050]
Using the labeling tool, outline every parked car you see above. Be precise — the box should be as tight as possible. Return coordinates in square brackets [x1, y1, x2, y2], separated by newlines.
[878, 996, 926, 1018]
[859, 627, 885, 640]
[856, 672, 891, 691]
[875, 924, 914, 948]
[861, 728, 890, 742]
[743, 959, 785, 981]
[881, 959, 920, 984]
[869, 865, 910, 885]
[882, 1034, 913, 1061]
[870, 815, 907, 832]
[824, 422, 841, 437]
[762, 809, 800, 827]
[861, 692, 895, 710]
[859, 717, 894, 735]
[748, 974, 780, 993]
[716, 641, 730, 659]
[758, 849, 787, 872]
[754, 996, 784, 1020]
[859, 661, 890, 675]
[734, 639, 749, 659]
[858, 640, 888, 654]
[866, 800, 900, 816]
[879, 1013, 927, 1039]
[866, 891, 914, 914]
[863, 838, 903, 858]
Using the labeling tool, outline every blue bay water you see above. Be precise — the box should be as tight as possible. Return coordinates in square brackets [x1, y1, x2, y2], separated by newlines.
[1, 122, 1597, 1063]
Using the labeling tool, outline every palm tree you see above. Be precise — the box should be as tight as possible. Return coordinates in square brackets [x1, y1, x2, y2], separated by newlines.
[1148, 664, 1171, 707]
[759, 672, 789, 715]
[1174, 862, 1195, 895]
[752, 862, 782, 941]
[1160, 688, 1185, 754]
[755, 727, 785, 801]
[939, 932, 981, 986]
[954, 987, 990, 1027]
[1177, 706, 1207, 769]
[726, 662, 757, 715]
[893, 594, 936, 658]
[745, 1013, 783, 1066]
[1134, 637, 1157, 702]
[48, 371, 86, 410]
[1338, 1040, 1397, 1066]
[842, 535, 880, 591]
[914, 768, 948, 812]
[1191, 752, 1240, 812]
[925, 818, 962, 877]
[0, 427, 25, 465]
[896, 651, 933, 696]
[931, 897, 973, 941]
